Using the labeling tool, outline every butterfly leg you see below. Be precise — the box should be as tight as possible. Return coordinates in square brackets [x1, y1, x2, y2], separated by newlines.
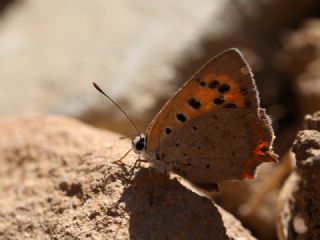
[126, 158, 148, 184]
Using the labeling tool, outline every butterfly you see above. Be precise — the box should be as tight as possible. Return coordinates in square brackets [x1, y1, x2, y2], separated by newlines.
[94, 48, 278, 187]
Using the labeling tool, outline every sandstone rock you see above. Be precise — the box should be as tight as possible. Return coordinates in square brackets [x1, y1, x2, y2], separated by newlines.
[0, 115, 256, 239]
[277, 111, 320, 239]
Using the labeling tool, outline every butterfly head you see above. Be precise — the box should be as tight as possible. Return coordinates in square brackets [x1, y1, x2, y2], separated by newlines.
[132, 134, 146, 154]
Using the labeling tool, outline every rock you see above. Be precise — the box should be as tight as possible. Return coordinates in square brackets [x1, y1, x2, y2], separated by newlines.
[276, 111, 320, 239]
[304, 111, 320, 131]
[292, 131, 320, 239]
[276, 171, 301, 240]
[0, 115, 256, 239]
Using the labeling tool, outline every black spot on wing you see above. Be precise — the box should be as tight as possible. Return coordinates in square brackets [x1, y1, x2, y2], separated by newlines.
[208, 80, 220, 89]
[218, 84, 230, 93]
[213, 96, 225, 105]
[187, 98, 201, 110]
[199, 81, 206, 87]
[165, 128, 172, 134]
[176, 113, 187, 122]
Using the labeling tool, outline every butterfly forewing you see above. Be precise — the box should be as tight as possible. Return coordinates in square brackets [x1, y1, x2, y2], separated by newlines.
[145, 48, 276, 184]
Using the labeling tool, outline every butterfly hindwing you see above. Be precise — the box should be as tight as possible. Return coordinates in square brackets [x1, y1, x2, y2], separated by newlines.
[158, 108, 275, 184]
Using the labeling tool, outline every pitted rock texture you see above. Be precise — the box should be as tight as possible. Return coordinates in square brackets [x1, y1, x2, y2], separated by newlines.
[277, 111, 320, 239]
[0, 115, 256, 239]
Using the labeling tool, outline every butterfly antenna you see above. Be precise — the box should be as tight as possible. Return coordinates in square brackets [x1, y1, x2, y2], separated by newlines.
[92, 82, 142, 135]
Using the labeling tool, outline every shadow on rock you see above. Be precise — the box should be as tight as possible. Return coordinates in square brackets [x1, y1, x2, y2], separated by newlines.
[120, 168, 229, 240]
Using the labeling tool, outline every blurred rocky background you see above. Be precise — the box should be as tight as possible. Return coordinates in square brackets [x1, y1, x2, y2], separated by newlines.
[1, 0, 320, 239]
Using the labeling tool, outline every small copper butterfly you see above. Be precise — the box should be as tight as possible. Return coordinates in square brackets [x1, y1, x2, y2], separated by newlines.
[95, 48, 278, 187]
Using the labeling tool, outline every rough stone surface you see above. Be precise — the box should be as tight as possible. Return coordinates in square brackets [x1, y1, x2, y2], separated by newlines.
[292, 130, 320, 166]
[276, 171, 301, 240]
[292, 131, 320, 239]
[304, 111, 320, 131]
[0, 115, 256, 239]
[277, 111, 320, 239]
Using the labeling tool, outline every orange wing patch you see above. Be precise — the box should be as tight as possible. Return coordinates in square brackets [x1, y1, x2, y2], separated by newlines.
[241, 116, 278, 179]
[157, 73, 247, 140]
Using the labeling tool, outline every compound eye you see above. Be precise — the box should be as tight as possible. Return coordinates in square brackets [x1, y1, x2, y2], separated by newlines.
[135, 139, 145, 151]
[132, 135, 146, 153]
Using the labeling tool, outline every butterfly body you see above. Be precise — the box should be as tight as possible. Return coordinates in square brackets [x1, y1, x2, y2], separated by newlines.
[131, 48, 277, 185]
